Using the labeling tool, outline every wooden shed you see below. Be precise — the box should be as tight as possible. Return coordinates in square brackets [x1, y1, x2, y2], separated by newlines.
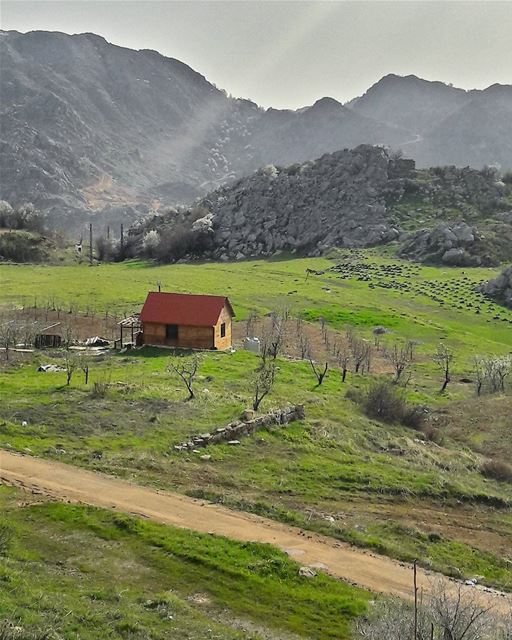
[140, 292, 235, 350]
[35, 323, 63, 349]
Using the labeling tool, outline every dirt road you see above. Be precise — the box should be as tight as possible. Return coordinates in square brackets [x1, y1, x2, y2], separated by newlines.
[1, 450, 510, 610]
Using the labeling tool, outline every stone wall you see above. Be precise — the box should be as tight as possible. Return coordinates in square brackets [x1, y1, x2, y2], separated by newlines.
[174, 404, 305, 451]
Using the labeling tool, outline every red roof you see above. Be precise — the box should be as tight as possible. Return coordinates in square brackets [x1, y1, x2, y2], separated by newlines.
[140, 292, 234, 327]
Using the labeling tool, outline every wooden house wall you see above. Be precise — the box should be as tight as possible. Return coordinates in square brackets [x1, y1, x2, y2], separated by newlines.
[142, 322, 214, 349]
[213, 305, 232, 350]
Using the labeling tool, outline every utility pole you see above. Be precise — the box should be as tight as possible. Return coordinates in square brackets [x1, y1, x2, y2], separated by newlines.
[89, 223, 93, 266]
[413, 559, 418, 640]
[120, 223, 124, 258]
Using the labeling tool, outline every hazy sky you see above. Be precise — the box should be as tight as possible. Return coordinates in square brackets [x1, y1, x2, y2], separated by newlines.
[2, 1, 511, 109]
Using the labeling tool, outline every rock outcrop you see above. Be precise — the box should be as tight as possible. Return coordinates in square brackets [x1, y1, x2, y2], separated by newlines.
[480, 266, 512, 309]
[399, 222, 487, 266]
[128, 147, 512, 262]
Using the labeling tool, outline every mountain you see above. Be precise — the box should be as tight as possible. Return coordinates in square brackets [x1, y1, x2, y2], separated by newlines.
[0, 29, 404, 226]
[1, 30, 511, 230]
[127, 146, 512, 264]
[350, 75, 512, 169]
[348, 73, 471, 133]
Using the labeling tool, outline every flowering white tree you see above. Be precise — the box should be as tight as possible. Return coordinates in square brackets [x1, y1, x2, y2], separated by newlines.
[143, 229, 160, 256]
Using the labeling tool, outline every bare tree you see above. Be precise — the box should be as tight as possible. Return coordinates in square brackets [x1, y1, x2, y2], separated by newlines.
[308, 356, 329, 386]
[64, 352, 80, 386]
[245, 309, 258, 338]
[473, 356, 485, 397]
[295, 318, 311, 359]
[81, 359, 90, 385]
[168, 353, 200, 400]
[351, 337, 372, 374]
[386, 339, 415, 385]
[472, 356, 509, 396]
[0, 318, 20, 361]
[433, 343, 454, 393]
[338, 347, 351, 383]
[489, 356, 512, 393]
[62, 322, 77, 350]
[260, 310, 286, 362]
[252, 359, 276, 411]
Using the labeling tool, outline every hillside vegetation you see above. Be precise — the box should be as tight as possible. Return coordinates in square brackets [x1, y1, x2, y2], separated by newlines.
[1, 252, 511, 599]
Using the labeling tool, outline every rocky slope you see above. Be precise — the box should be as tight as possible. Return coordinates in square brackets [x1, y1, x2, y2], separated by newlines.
[127, 146, 512, 262]
[0, 30, 403, 227]
[1, 31, 511, 232]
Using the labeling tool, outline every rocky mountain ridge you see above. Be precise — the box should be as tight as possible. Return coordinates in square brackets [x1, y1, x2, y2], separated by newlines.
[1, 30, 511, 231]
[127, 146, 512, 264]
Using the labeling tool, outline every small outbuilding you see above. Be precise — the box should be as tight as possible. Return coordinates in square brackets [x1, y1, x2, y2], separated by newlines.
[35, 323, 63, 349]
[140, 292, 235, 350]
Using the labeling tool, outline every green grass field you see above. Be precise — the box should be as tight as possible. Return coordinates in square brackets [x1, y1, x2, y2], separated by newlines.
[0, 485, 368, 639]
[1, 251, 512, 635]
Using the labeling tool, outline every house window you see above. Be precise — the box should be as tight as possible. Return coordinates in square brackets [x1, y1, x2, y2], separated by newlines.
[220, 322, 226, 338]
[166, 324, 178, 340]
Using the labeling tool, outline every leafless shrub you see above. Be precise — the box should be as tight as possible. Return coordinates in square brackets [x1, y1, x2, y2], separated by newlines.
[95, 236, 116, 262]
[356, 582, 509, 640]
[91, 381, 109, 398]
[480, 459, 512, 483]
[362, 379, 406, 423]
[401, 405, 427, 431]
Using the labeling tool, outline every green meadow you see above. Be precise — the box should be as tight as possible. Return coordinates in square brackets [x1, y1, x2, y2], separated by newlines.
[0, 485, 369, 639]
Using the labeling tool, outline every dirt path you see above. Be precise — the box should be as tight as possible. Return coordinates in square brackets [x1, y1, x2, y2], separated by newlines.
[1, 450, 510, 611]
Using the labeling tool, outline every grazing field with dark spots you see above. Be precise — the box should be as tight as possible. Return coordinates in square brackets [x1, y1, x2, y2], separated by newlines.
[1, 251, 512, 597]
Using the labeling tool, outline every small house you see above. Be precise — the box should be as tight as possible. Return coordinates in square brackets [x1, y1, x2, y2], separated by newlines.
[140, 292, 235, 350]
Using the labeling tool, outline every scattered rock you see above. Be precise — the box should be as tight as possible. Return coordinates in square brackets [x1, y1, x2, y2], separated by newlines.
[298, 566, 317, 578]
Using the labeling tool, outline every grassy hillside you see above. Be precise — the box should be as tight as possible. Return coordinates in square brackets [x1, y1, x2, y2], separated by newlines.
[1, 252, 512, 344]
[1, 251, 512, 597]
[0, 486, 368, 639]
